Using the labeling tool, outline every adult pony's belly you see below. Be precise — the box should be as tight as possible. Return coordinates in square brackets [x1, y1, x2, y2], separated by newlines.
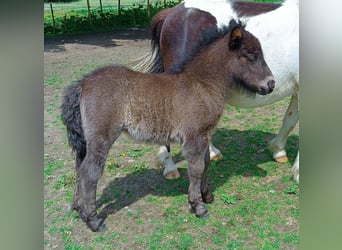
[227, 78, 297, 108]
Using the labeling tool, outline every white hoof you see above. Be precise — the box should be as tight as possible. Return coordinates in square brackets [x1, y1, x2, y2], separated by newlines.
[158, 146, 180, 179]
[209, 142, 223, 161]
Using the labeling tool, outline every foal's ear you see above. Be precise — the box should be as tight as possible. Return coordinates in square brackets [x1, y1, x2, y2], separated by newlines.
[229, 26, 243, 50]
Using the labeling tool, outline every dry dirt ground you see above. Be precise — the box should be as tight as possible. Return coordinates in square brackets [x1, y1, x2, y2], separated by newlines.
[44, 28, 299, 249]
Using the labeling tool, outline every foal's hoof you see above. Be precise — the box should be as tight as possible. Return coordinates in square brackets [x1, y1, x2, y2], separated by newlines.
[164, 170, 180, 180]
[274, 155, 289, 163]
[210, 153, 223, 161]
[189, 203, 209, 218]
[87, 217, 106, 232]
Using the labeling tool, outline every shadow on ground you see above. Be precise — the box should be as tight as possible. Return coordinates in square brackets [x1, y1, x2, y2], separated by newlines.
[44, 28, 150, 52]
[94, 128, 298, 222]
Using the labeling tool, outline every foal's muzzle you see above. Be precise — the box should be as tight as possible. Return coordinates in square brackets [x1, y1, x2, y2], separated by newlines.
[258, 78, 275, 95]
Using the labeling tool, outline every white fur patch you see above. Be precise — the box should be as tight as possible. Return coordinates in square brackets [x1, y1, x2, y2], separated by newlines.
[184, 0, 238, 29]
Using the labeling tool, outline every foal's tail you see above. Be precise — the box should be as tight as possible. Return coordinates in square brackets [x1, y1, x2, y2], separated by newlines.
[132, 8, 171, 73]
[60, 82, 86, 161]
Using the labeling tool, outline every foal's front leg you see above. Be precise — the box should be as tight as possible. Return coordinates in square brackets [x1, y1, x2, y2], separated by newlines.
[184, 140, 213, 218]
[201, 148, 214, 204]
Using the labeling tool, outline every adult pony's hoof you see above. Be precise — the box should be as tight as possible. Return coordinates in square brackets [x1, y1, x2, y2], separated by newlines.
[164, 170, 181, 179]
[210, 153, 223, 161]
[274, 155, 288, 163]
[209, 143, 223, 161]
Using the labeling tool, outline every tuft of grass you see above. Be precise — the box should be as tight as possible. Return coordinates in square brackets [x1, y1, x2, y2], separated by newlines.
[221, 194, 238, 205]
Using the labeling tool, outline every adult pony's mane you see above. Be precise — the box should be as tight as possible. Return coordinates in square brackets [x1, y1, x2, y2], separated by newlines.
[150, 7, 242, 74]
[179, 18, 245, 72]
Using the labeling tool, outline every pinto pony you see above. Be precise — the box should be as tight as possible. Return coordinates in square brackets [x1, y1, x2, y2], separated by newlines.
[61, 20, 274, 232]
[135, 0, 299, 183]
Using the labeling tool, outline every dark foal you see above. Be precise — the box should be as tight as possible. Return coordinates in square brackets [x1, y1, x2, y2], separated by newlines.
[61, 20, 274, 232]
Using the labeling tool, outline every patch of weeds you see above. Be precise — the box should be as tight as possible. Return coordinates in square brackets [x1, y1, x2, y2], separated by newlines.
[44, 199, 55, 208]
[163, 206, 180, 217]
[94, 236, 106, 243]
[221, 194, 237, 205]
[48, 227, 58, 234]
[291, 207, 300, 220]
[284, 184, 299, 195]
[46, 101, 58, 115]
[227, 240, 244, 249]
[44, 156, 63, 184]
[52, 113, 65, 128]
[53, 172, 75, 190]
[257, 239, 281, 249]
[64, 189, 74, 203]
[108, 232, 120, 240]
[65, 244, 85, 250]
[135, 217, 144, 225]
[146, 195, 160, 203]
[222, 116, 230, 122]
[133, 163, 148, 173]
[106, 161, 121, 172]
[179, 233, 194, 249]
[45, 73, 63, 87]
[283, 232, 299, 244]
[128, 148, 145, 158]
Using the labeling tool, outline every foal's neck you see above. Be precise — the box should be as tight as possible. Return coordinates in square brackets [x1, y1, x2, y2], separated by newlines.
[183, 35, 232, 97]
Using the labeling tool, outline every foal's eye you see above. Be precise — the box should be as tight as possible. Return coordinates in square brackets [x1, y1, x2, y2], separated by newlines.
[246, 53, 256, 62]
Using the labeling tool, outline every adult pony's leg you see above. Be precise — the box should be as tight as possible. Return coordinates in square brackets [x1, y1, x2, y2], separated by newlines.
[158, 144, 180, 179]
[183, 136, 211, 218]
[292, 151, 299, 183]
[160, 142, 222, 180]
[267, 94, 299, 155]
[267, 94, 299, 182]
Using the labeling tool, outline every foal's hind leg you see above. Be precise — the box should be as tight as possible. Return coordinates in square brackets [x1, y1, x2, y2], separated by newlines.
[72, 150, 86, 212]
[268, 94, 299, 163]
[74, 135, 116, 232]
[158, 144, 180, 179]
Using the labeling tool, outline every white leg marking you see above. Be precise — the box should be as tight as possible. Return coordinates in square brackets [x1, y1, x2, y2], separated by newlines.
[158, 146, 180, 179]
[209, 142, 223, 161]
[268, 94, 299, 163]
[292, 151, 299, 183]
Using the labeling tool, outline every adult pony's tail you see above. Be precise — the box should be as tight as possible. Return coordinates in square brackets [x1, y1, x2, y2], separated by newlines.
[60, 82, 86, 161]
[133, 8, 172, 73]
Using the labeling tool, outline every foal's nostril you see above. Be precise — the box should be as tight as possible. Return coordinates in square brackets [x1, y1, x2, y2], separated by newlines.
[268, 79, 275, 90]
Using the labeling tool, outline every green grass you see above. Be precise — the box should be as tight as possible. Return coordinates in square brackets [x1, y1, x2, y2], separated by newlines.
[44, 0, 179, 36]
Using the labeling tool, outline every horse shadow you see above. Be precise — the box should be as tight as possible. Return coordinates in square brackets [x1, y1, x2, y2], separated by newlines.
[96, 128, 298, 221]
[44, 28, 150, 52]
